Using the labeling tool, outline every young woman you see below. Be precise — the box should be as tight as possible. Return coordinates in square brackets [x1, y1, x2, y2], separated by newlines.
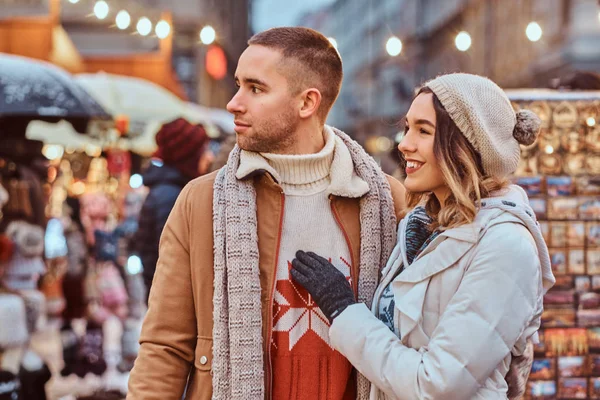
[291, 73, 555, 399]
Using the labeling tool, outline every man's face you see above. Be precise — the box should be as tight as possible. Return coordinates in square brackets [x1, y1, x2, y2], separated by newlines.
[226, 45, 300, 154]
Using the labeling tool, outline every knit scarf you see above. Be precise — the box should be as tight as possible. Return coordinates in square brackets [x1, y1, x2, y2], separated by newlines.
[211, 128, 398, 400]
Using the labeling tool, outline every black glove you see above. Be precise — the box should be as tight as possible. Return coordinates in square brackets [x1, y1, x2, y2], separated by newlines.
[291, 250, 356, 323]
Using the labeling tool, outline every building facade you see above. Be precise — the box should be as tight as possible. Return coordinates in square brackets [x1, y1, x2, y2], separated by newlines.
[302, 0, 600, 148]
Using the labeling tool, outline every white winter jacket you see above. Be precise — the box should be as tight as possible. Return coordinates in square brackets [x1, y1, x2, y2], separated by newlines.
[329, 186, 555, 400]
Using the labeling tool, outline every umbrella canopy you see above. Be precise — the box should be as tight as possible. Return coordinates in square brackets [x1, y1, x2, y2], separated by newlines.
[0, 53, 112, 136]
[185, 103, 235, 134]
[75, 72, 188, 135]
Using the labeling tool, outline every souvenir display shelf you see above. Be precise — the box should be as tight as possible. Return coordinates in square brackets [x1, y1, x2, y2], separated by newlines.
[507, 90, 600, 400]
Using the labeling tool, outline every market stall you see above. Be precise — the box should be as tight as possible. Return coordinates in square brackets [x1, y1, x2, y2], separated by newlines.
[507, 89, 600, 400]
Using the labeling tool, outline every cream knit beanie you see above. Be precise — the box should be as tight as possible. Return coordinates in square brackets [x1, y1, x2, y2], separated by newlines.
[425, 73, 541, 177]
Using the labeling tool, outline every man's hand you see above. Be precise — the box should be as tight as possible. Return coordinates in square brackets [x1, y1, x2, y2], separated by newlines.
[291, 250, 356, 323]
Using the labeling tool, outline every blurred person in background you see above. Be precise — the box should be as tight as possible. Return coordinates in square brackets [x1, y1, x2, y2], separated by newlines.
[209, 134, 237, 172]
[134, 118, 213, 303]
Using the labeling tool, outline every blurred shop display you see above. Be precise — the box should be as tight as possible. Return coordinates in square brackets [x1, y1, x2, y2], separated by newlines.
[0, 130, 146, 398]
[0, 137, 60, 400]
[507, 89, 600, 400]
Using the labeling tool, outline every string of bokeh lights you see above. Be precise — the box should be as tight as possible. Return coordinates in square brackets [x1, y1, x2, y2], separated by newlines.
[67, 0, 216, 44]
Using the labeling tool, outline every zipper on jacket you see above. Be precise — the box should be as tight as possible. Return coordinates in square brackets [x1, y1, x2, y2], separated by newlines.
[329, 197, 357, 296]
[265, 191, 285, 400]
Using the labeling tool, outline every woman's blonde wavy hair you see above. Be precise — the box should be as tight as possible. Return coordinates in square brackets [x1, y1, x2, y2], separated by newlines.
[403, 87, 509, 230]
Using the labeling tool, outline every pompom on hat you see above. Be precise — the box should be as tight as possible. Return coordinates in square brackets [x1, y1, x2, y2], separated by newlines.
[424, 73, 542, 177]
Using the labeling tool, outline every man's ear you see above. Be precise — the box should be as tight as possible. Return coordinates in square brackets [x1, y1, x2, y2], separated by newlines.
[299, 88, 322, 119]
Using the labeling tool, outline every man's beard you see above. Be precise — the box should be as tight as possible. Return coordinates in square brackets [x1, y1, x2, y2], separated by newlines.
[236, 108, 299, 154]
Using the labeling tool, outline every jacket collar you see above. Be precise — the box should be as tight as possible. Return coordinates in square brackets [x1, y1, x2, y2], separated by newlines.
[437, 223, 479, 243]
[402, 185, 530, 247]
[396, 195, 521, 283]
[235, 125, 369, 198]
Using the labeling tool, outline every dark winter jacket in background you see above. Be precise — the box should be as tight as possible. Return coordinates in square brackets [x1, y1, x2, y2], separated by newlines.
[135, 162, 191, 301]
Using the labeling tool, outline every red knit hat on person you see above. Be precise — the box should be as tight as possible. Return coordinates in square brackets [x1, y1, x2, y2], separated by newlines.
[153, 118, 209, 179]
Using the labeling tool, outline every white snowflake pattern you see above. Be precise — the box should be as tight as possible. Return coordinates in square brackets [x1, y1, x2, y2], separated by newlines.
[272, 257, 351, 351]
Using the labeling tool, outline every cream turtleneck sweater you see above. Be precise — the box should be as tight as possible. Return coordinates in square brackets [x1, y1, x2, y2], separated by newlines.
[260, 127, 335, 196]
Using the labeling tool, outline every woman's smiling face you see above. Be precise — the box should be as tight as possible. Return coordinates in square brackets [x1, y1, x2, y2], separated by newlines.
[398, 92, 449, 203]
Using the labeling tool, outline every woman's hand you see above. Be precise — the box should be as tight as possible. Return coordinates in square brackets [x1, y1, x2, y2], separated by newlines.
[291, 250, 356, 323]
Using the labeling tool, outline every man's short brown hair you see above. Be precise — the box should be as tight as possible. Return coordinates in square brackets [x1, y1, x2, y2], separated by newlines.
[248, 27, 343, 122]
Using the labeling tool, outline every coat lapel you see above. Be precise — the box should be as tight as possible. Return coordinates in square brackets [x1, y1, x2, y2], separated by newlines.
[395, 235, 476, 284]
[391, 236, 477, 342]
[393, 279, 429, 344]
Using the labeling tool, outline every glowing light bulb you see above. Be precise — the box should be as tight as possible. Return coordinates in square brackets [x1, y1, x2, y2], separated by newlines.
[116, 10, 131, 30]
[200, 25, 216, 45]
[155, 20, 171, 39]
[42, 145, 64, 160]
[93, 1, 109, 20]
[455, 31, 472, 52]
[127, 255, 143, 274]
[386, 36, 403, 56]
[129, 174, 143, 189]
[526, 22, 543, 42]
[137, 17, 152, 36]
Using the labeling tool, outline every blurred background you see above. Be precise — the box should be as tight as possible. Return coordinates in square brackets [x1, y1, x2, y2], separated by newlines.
[1, 0, 600, 399]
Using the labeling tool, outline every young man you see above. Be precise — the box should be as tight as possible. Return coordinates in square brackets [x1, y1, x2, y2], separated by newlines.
[127, 27, 406, 400]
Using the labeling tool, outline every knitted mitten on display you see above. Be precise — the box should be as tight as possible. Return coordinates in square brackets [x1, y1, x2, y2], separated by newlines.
[19, 290, 46, 335]
[96, 262, 128, 314]
[18, 350, 51, 400]
[74, 321, 107, 377]
[80, 193, 111, 247]
[62, 273, 87, 321]
[59, 322, 79, 377]
[3, 221, 46, 291]
[0, 234, 14, 266]
[124, 272, 145, 320]
[93, 231, 119, 264]
[116, 318, 140, 373]
[39, 257, 66, 318]
[0, 370, 21, 400]
[0, 294, 29, 350]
